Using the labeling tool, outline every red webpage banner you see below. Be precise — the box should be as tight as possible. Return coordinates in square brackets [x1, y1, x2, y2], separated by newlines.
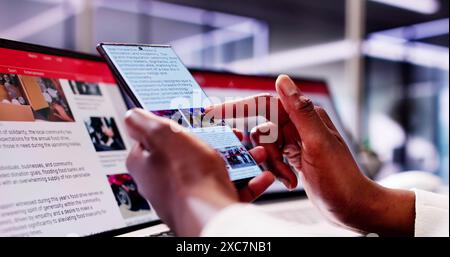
[0, 47, 116, 84]
[192, 71, 329, 95]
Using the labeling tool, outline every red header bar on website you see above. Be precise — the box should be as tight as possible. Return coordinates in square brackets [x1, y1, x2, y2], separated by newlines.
[192, 72, 329, 94]
[0, 48, 116, 84]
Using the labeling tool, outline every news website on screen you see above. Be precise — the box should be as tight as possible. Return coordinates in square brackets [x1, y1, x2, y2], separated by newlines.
[0, 48, 159, 236]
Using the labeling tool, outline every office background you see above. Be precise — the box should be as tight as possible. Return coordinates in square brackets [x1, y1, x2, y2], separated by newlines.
[0, 0, 448, 183]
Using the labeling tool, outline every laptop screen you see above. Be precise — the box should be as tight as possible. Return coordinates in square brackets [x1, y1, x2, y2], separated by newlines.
[0, 40, 160, 236]
[191, 70, 352, 194]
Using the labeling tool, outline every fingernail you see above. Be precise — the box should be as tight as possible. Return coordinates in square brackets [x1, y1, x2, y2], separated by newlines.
[293, 95, 313, 111]
[125, 109, 141, 125]
[278, 76, 298, 96]
[299, 95, 311, 104]
[280, 178, 294, 190]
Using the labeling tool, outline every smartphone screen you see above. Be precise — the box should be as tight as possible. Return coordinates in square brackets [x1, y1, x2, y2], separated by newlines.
[98, 44, 262, 184]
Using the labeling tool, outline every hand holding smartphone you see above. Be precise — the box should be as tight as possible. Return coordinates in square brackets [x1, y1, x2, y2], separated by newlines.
[97, 43, 262, 188]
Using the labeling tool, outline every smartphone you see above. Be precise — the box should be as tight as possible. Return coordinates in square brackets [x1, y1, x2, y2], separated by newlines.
[97, 43, 262, 189]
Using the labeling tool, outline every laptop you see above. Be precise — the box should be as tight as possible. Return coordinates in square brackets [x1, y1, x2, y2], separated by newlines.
[0, 38, 164, 237]
[0, 38, 357, 237]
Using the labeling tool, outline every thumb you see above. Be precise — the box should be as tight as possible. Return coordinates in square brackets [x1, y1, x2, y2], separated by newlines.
[124, 108, 183, 154]
[275, 75, 329, 145]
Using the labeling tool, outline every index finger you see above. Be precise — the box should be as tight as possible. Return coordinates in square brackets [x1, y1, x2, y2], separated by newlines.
[205, 94, 290, 125]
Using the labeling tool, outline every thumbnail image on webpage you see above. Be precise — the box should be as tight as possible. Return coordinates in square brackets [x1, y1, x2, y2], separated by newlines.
[107, 173, 152, 220]
[69, 80, 102, 96]
[0, 73, 74, 122]
[84, 116, 126, 152]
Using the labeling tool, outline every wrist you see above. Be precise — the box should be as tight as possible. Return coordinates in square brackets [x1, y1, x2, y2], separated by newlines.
[371, 186, 415, 236]
[349, 181, 415, 236]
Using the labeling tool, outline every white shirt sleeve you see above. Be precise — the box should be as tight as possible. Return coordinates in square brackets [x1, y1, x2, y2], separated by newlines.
[200, 203, 358, 237]
[413, 189, 449, 237]
[201, 190, 449, 237]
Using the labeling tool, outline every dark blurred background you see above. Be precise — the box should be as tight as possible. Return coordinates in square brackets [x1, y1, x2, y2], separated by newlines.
[1, 0, 448, 183]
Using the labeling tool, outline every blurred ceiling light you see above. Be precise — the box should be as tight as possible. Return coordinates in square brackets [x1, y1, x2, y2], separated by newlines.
[1, 0, 269, 63]
[229, 36, 449, 73]
[371, 18, 449, 40]
[363, 38, 449, 70]
[363, 36, 407, 61]
[171, 21, 266, 54]
[96, 0, 250, 27]
[370, 0, 440, 14]
[406, 42, 449, 70]
[0, 1, 83, 40]
[228, 40, 358, 73]
[95, 0, 269, 65]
